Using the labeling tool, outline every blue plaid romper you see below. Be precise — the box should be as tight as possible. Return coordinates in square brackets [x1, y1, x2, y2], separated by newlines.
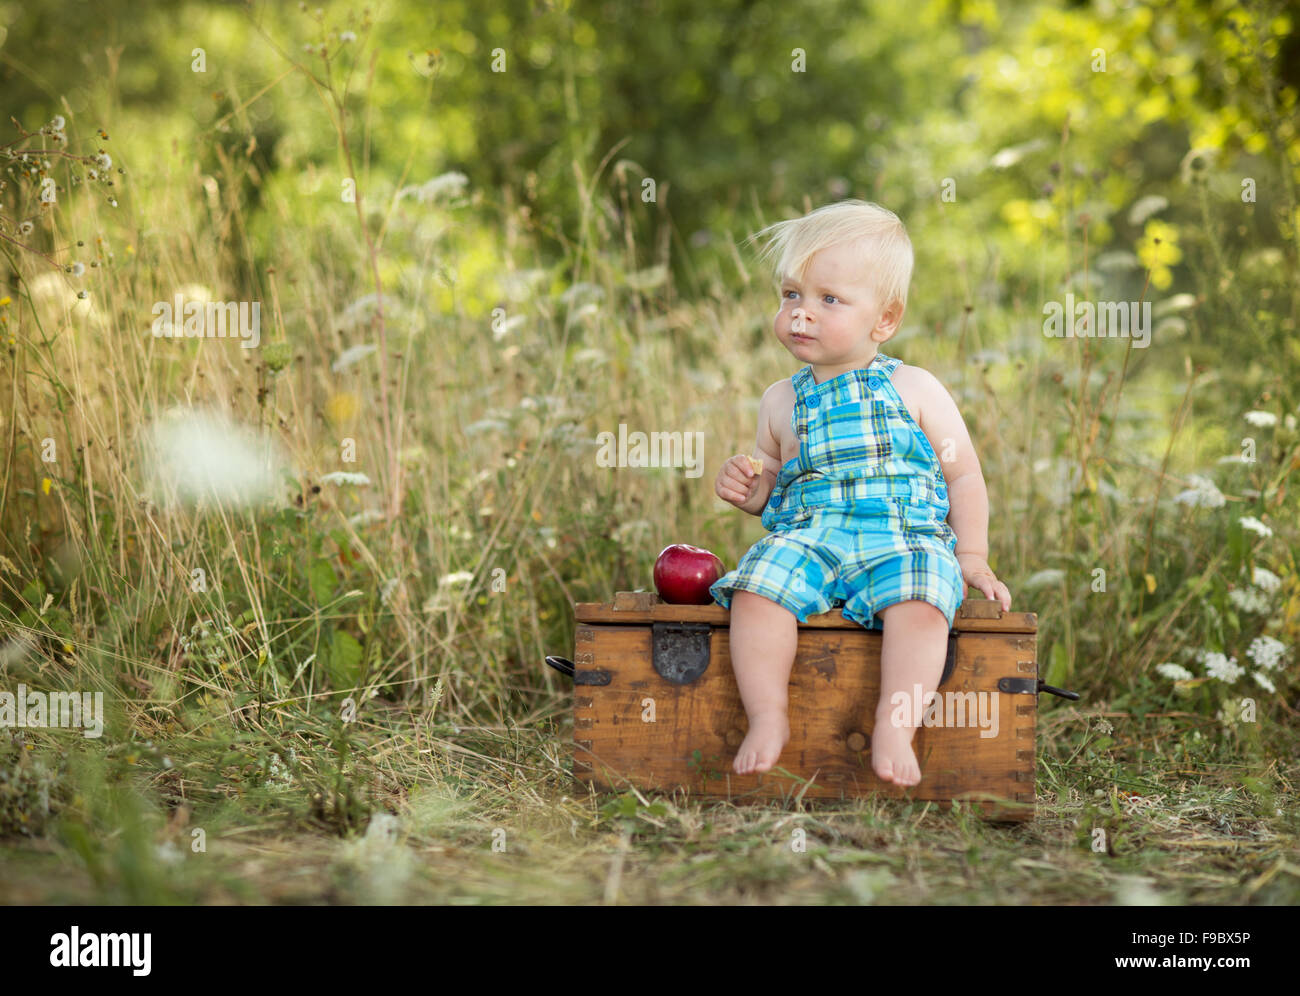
[709, 351, 966, 629]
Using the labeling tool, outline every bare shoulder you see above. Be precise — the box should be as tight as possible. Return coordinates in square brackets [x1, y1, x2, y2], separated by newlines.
[893, 363, 972, 445]
[892, 362, 947, 393]
[757, 377, 795, 423]
[889, 363, 946, 424]
[761, 376, 795, 409]
[760, 376, 797, 452]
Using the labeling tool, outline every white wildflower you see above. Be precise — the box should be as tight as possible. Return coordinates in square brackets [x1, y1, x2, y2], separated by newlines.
[143, 409, 283, 506]
[559, 282, 606, 306]
[1252, 671, 1276, 693]
[438, 571, 474, 587]
[319, 471, 371, 486]
[1227, 586, 1270, 614]
[1023, 568, 1067, 589]
[398, 171, 469, 204]
[18, 220, 34, 237]
[493, 312, 527, 341]
[340, 30, 357, 43]
[1239, 516, 1273, 537]
[331, 343, 377, 372]
[1155, 662, 1193, 681]
[50, 115, 65, 131]
[70, 262, 85, 277]
[1245, 635, 1287, 672]
[334, 294, 378, 334]
[347, 508, 385, 528]
[266, 747, 296, 788]
[95, 152, 111, 171]
[1251, 567, 1282, 593]
[1173, 474, 1224, 508]
[1243, 410, 1276, 428]
[1198, 650, 1244, 682]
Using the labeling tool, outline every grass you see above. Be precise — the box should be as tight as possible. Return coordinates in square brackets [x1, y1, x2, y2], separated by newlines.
[2, 704, 1298, 904]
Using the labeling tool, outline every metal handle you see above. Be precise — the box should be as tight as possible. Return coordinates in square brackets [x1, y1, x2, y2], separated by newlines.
[1039, 680, 1080, 700]
[545, 655, 575, 679]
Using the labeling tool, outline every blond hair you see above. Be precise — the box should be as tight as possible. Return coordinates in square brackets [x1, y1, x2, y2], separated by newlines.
[748, 200, 914, 315]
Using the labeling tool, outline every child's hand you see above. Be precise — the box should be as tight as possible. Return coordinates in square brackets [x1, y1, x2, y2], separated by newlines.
[957, 553, 1012, 611]
[716, 454, 765, 508]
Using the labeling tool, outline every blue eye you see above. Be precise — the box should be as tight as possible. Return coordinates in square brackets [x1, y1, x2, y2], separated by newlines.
[823, 294, 838, 304]
[783, 290, 798, 299]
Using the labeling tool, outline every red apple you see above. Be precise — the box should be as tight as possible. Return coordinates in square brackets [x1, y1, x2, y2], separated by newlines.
[653, 544, 726, 604]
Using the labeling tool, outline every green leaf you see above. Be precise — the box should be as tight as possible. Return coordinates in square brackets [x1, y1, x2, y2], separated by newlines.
[20, 578, 45, 606]
[327, 629, 364, 688]
[308, 558, 338, 605]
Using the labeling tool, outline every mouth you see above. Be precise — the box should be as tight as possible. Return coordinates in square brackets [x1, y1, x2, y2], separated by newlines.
[790, 334, 814, 344]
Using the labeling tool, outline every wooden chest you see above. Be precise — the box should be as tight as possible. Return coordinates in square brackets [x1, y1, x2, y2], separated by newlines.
[551, 592, 1041, 821]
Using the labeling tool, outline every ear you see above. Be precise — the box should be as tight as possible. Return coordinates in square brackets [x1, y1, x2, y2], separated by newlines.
[873, 299, 905, 341]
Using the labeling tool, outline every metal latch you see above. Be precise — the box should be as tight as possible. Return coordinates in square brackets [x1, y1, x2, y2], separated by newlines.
[997, 677, 1080, 699]
[652, 621, 712, 685]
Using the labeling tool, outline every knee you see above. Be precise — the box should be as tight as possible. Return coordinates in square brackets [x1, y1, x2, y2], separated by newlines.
[877, 599, 948, 630]
[731, 589, 798, 622]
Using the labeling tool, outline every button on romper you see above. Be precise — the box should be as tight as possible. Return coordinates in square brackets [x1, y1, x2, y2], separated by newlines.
[709, 351, 966, 629]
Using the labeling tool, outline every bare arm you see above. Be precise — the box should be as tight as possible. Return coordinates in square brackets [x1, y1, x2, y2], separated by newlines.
[912, 368, 1011, 609]
[911, 368, 988, 556]
[736, 383, 785, 515]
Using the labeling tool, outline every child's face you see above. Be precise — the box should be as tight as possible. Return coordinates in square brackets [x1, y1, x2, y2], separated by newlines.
[773, 243, 902, 365]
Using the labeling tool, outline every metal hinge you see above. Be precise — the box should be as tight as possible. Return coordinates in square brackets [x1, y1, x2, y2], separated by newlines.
[652, 621, 713, 685]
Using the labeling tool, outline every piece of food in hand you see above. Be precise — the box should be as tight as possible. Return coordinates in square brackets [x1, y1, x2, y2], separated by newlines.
[653, 544, 726, 604]
[746, 455, 764, 475]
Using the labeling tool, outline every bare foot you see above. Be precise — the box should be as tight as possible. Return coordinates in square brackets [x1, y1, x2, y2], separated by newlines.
[732, 710, 790, 775]
[871, 720, 922, 786]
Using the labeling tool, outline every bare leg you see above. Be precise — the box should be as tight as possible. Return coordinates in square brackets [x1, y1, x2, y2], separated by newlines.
[871, 600, 949, 786]
[727, 590, 798, 774]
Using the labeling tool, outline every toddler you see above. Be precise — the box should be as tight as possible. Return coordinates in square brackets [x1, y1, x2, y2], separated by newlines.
[710, 200, 1012, 787]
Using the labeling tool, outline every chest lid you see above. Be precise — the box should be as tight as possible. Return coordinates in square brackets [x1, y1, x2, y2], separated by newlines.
[574, 591, 1036, 634]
